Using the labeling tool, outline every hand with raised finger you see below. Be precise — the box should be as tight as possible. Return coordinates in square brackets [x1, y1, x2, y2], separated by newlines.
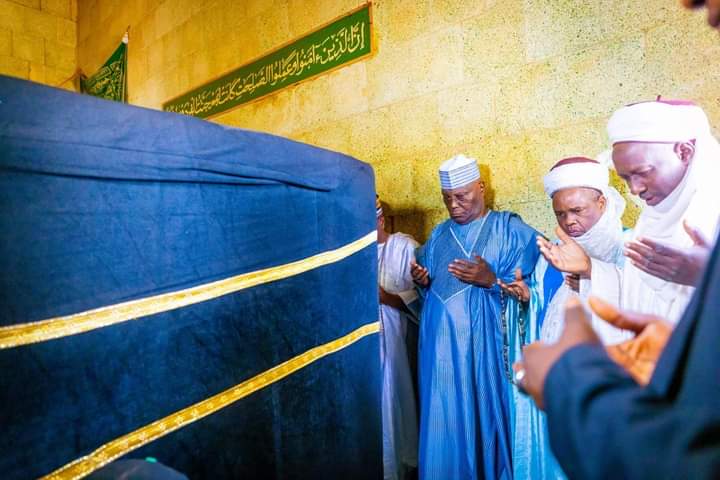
[498, 267, 530, 302]
[448, 254, 496, 287]
[410, 261, 430, 287]
[590, 296, 674, 385]
[536, 227, 592, 277]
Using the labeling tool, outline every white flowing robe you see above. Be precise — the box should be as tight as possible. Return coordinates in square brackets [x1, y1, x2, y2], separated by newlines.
[378, 232, 419, 480]
[590, 142, 720, 324]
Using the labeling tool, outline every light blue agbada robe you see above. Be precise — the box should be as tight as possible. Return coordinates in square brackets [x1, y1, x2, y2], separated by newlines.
[508, 256, 566, 480]
[509, 226, 628, 480]
[416, 210, 539, 480]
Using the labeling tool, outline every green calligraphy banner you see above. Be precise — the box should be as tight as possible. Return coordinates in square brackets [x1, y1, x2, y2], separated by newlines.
[163, 4, 372, 118]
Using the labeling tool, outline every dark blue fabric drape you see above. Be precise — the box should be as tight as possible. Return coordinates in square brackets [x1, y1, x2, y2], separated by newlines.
[0, 76, 380, 479]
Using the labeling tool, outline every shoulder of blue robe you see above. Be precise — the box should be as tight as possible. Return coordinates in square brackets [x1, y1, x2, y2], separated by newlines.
[491, 211, 541, 282]
[529, 256, 565, 321]
[544, 240, 720, 479]
[523, 256, 564, 341]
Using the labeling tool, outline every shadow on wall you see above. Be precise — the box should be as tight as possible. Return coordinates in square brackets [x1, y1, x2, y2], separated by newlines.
[389, 209, 431, 241]
[479, 163, 496, 211]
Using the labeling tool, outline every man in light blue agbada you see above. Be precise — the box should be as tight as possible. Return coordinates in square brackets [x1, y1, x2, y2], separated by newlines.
[410, 154, 540, 480]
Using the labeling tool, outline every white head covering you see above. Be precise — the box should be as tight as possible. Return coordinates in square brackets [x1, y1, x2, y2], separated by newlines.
[543, 156, 626, 262]
[607, 98, 711, 145]
[438, 154, 480, 190]
[543, 156, 610, 198]
[607, 98, 720, 234]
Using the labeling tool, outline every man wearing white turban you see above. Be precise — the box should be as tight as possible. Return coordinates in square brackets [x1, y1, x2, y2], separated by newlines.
[503, 156, 630, 480]
[539, 156, 632, 344]
[536, 99, 720, 324]
[513, 12, 720, 480]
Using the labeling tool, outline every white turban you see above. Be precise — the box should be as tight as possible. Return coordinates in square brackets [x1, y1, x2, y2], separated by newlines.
[543, 157, 610, 198]
[607, 98, 712, 145]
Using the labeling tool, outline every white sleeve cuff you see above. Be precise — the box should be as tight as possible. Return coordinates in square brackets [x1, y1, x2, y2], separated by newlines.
[398, 288, 418, 306]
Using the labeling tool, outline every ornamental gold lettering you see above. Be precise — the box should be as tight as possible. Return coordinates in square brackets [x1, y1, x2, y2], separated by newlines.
[347, 22, 365, 52]
[163, 7, 370, 117]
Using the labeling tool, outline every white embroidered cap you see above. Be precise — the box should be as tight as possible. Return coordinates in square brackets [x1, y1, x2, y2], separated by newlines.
[438, 154, 480, 190]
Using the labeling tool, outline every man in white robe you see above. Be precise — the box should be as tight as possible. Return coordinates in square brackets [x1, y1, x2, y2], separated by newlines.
[503, 156, 630, 480]
[376, 197, 419, 480]
[537, 99, 720, 324]
[538, 156, 631, 345]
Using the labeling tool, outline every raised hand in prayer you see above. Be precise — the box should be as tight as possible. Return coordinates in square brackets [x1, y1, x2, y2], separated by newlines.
[448, 255, 496, 288]
[497, 268, 530, 302]
[565, 273, 580, 292]
[536, 227, 592, 278]
[624, 220, 712, 286]
[590, 296, 673, 385]
[515, 297, 599, 410]
[410, 261, 430, 287]
[681, 0, 720, 30]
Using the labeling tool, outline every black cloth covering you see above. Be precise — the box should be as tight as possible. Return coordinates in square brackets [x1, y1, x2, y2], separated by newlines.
[0, 76, 380, 479]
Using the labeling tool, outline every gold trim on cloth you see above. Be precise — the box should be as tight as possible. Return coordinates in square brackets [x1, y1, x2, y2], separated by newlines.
[0, 231, 376, 349]
[41, 321, 380, 480]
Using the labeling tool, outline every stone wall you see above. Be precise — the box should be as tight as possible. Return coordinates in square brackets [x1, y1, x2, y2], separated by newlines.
[76, 0, 720, 239]
[0, 0, 77, 89]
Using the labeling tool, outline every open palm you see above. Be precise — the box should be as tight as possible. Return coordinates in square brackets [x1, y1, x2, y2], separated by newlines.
[536, 227, 591, 277]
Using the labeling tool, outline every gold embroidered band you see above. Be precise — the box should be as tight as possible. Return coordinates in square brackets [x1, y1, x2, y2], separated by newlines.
[0, 231, 376, 349]
[41, 321, 380, 479]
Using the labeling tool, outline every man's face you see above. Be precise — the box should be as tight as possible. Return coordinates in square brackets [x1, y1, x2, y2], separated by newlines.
[552, 187, 606, 237]
[613, 142, 692, 206]
[442, 181, 485, 225]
